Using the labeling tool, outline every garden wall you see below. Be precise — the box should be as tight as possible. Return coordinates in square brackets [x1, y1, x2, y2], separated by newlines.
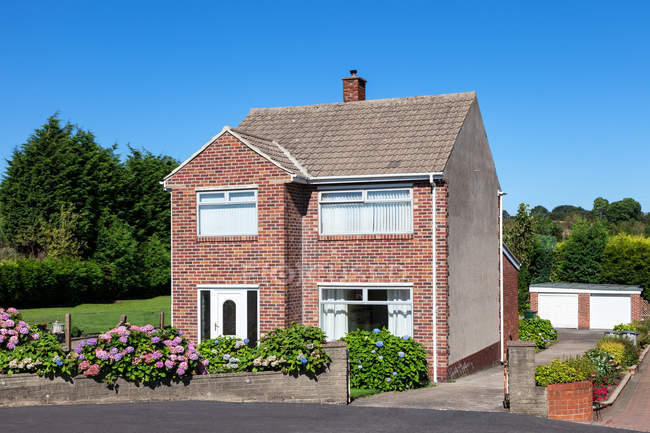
[507, 341, 593, 422]
[0, 342, 348, 407]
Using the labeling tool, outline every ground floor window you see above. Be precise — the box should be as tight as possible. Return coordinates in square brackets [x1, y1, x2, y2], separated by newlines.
[319, 285, 412, 340]
[197, 286, 258, 345]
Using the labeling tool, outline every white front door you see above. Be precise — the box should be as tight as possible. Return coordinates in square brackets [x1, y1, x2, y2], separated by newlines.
[537, 293, 578, 329]
[590, 295, 631, 329]
[210, 290, 247, 339]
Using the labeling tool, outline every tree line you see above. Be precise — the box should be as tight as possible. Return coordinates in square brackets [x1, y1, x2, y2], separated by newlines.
[504, 200, 650, 311]
[0, 115, 178, 307]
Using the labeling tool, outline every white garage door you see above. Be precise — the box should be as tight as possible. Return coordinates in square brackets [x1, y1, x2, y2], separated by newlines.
[590, 295, 631, 329]
[538, 293, 578, 328]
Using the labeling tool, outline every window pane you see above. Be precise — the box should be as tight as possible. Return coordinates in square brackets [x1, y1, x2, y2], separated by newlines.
[322, 288, 362, 301]
[229, 191, 255, 202]
[321, 303, 348, 340]
[367, 189, 410, 200]
[348, 305, 388, 332]
[247, 291, 258, 346]
[370, 201, 412, 233]
[222, 300, 236, 335]
[321, 191, 363, 202]
[320, 202, 369, 234]
[368, 289, 387, 301]
[199, 192, 225, 203]
[199, 203, 257, 235]
[200, 291, 211, 342]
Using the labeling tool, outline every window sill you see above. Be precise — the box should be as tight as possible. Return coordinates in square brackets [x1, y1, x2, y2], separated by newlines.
[197, 235, 258, 242]
[318, 233, 414, 241]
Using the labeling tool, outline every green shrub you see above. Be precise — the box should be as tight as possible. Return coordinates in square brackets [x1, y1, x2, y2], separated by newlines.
[518, 316, 558, 350]
[633, 319, 650, 347]
[255, 323, 330, 375]
[342, 328, 429, 392]
[586, 348, 617, 385]
[197, 336, 256, 373]
[535, 358, 592, 387]
[597, 336, 639, 368]
[76, 324, 202, 385]
[197, 323, 331, 376]
[613, 323, 636, 332]
[0, 307, 73, 377]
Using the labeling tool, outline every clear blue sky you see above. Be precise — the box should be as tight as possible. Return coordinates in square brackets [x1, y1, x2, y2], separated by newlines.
[1, 1, 649, 214]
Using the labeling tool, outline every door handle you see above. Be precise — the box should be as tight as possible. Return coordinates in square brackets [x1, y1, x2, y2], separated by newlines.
[214, 323, 218, 331]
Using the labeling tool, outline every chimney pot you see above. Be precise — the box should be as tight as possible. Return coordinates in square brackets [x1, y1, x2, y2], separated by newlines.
[342, 70, 366, 102]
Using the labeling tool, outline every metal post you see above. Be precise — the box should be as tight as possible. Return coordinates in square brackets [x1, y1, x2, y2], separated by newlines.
[159, 311, 164, 329]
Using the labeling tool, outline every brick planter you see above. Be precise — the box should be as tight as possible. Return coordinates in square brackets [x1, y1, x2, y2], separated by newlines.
[547, 380, 593, 422]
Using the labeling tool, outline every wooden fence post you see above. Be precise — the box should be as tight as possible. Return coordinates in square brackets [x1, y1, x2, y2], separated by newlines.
[159, 311, 165, 329]
[119, 314, 127, 326]
[64, 313, 71, 351]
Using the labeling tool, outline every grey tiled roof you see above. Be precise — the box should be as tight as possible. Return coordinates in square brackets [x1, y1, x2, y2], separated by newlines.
[230, 129, 305, 176]
[530, 282, 642, 292]
[237, 92, 476, 177]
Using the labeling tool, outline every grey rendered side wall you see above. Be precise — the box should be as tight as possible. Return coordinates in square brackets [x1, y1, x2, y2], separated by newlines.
[0, 342, 349, 407]
[444, 99, 501, 365]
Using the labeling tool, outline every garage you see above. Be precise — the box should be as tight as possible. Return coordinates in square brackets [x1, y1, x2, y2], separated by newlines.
[530, 283, 642, 330]
[537, 293, 578, 328]
[590, 295, 631, 329]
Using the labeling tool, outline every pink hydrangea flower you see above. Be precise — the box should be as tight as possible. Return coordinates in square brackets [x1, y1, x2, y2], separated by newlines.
[9, 336, 18, 344]
[129, 325, 141, 332]
[5, 320, 14, 328]
[83, 364, 100, 376]
[6, 342, 15, 350]
[155, 361, 164, 368]
[165, 359, 175, 369]
[6, 308, 18, 314]
[79, 360, 91, 370]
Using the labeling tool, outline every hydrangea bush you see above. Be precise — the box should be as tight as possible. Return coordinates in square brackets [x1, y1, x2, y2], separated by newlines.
[197, 336, 255, 373]
[0, 307, 73, 376]
[342, 328, 429, 392]
[197, 323, 331, 376]
[75, 324, 205, 385]
[518, 317, 558, 350]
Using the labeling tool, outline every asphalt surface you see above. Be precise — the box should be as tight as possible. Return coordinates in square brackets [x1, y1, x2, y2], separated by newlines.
[0, 401, 640, 433]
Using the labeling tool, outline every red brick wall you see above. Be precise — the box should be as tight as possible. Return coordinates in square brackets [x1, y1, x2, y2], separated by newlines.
[547, 380, 593, 422]
[165, 132, 294, 343]
[529, 292, 538, 313]
[301, 180, 442, 379]
[578, 293, 590, 329]
[502, 254, 519, 357]
[632, 294, 642, 321]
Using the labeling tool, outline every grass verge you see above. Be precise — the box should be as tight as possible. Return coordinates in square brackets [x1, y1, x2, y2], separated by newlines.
[20, 296, 171, 335]
[350, 388, 382, 400]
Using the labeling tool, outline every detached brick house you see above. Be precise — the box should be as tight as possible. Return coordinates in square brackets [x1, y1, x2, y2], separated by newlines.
[163, 71, 515, 381]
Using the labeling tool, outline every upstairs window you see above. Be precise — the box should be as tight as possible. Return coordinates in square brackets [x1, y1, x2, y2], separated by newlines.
[197, 190, 257, 236]
[319, 188, 413, 235]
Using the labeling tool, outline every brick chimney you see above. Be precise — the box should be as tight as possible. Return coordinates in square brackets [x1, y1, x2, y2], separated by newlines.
[342, 69, 366, 102]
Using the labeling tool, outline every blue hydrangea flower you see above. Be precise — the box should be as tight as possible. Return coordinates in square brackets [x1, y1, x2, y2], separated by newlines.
[386, 377, 391, 382]
[376, 341, 383, 348]
[373, 328, 380, 334]
[55, 360, 63, 366]
[392, 371, 397, 376]
[244, 338, 250, 344]
[78, 354, 84, 360]
[398, 351, 405, 358]
[371, 350, 376, 354]
[357, 365, 363, 369]
[402, 335, 409, 340]
[300, 357, 307, 364]
[378, 355, 383, 361]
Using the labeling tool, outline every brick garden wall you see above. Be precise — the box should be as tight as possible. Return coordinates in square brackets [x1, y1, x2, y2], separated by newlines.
[547, 381, 593, 422]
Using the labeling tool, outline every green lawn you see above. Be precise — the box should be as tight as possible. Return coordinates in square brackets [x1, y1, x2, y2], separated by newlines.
[20, 296, 171, 335]
[350, 388, 382, 400]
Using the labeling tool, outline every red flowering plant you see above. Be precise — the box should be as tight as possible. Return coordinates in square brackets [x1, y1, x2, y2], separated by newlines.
[75, 324, 207, 385]
[593, 386, 608, 403]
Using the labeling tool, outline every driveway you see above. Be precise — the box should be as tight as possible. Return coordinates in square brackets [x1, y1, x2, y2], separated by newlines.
[535, 329, 603, 366]
[354, 330, 603, 412]
[0, 401, 637, 433]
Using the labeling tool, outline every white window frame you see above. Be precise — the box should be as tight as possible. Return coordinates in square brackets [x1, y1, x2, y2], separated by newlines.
[317, 186, 413, 235]
[317, 283, 414, 339]
[196, 189, 258, 236]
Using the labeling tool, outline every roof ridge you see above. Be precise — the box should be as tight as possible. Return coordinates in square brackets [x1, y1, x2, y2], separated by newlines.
[249, 91, 477, 112]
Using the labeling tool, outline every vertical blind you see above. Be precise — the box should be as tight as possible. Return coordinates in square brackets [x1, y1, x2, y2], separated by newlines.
[320, 189, 412, 235]
[198, 190, 257, 235]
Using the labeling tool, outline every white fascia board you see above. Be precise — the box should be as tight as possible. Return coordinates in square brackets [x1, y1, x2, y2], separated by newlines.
[503, 246, 521, 271]
[530, 287, 641, 295]
[318, 282, 413, 287]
